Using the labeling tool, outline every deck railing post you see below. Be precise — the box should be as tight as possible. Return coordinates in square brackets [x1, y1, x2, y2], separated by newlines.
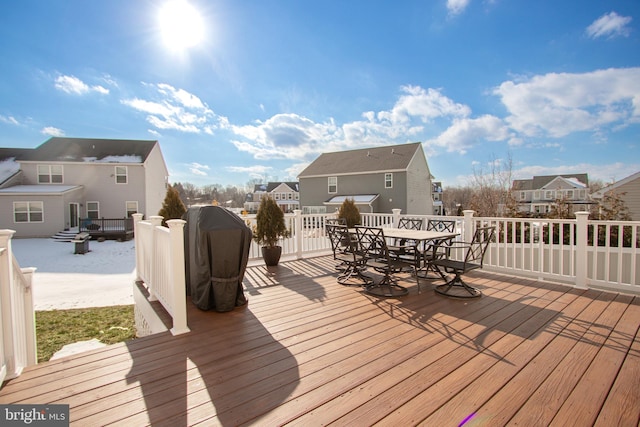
[294, 209, 303, 259]
[148, 216, 163, 301]
[20, 267, 37, 366]
[132, 213, 144, 282]
[392, 209, 402, 227]
[166, 219, 190, 335]
[462, 210, 475, 243]
[574, 211, 589, 289]
[0, 230, 17, 381]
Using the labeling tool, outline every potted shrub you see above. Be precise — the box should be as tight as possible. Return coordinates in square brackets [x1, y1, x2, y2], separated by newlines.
[253, 196, 290, 266]
[338, 198, 361, 228]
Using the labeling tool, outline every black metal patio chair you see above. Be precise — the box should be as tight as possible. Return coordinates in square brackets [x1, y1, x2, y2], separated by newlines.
[326, 223, 372, 286]
[390, 217, 424, 269]
[355, 226, 415, 297]
[431, 225, 495, 298]
[419, 219, 458, 279]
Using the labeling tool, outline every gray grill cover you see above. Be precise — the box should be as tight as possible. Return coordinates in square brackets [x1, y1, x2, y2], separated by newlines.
[183, 206, 250, 312]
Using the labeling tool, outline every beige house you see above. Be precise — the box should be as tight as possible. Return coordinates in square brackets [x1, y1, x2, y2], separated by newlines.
[0, 137, 169, 237]
[511, 174, 591, 215]
[244, 182, 300, 213]
[591, 171, 640, 221]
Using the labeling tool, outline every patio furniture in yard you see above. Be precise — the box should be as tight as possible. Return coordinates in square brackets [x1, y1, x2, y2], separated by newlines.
[326, 224, 373, 286]
[355, 226, 416, 297]
[431, 225, 496, 298]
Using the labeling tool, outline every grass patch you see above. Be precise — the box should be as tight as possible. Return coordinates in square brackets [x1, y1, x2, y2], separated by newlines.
[36, 305, 136, 363]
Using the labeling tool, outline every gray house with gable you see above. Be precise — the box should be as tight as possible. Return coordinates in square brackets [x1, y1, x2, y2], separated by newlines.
[298, 142, 434, 215]
[0, 137, 169, 238]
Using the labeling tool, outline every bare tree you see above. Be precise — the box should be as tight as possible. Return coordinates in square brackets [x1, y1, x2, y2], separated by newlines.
[468, 153, 515, 217]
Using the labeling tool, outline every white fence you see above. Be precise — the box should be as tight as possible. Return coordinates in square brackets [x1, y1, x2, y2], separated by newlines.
[240, 209, 639, 293]
[133, 214, 189, 336]
[0, 230, 36, 389]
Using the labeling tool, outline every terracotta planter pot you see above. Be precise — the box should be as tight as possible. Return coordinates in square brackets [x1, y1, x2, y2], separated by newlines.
[261, 246, 282, 266]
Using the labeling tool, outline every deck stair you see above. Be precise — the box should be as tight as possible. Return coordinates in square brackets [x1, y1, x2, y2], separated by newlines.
[50, 229, 79, 242]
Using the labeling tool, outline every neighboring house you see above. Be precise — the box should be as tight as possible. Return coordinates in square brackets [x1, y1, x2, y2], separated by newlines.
[0, 137, 169, 238]
[298, 142, 434, 215]
[591, 171, 640, 221]
[511, 174, 591, 216]
[432, 181, 444, 215]
[244, 182, 300, 213]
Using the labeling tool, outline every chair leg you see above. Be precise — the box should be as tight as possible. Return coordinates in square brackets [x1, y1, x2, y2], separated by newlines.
[364, 271, 409, 297]
[337, 262, 373, 287]
[434, 272, 481, 298]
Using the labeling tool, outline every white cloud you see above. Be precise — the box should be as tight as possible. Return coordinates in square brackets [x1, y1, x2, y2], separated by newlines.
[226, 165, 271, 174]
[494, 67, 640, 138]
[0, 115, 19, 126]
[41, 126, 65, 136]
[230, 85, 504, 162]
[231, 113, 342, 160]
[447, 0, 471, 15]
[122, 83, 227, 134]
[586, 11, 632, 39]
[54, 75, 110, 95]
[188, 162, 210, 176]
[428, 115, 512, 154]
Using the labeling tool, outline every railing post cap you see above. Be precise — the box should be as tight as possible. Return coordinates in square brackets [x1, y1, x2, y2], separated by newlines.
[166, 219, 187, 228]
[0, 229, 16, 237]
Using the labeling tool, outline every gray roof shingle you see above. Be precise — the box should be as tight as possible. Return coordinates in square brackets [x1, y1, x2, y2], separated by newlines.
[298, 142, 422, 177]
[12, 137, 157, 163]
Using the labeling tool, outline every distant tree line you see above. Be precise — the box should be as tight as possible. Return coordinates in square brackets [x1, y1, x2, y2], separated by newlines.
[171, 182, 250, 208]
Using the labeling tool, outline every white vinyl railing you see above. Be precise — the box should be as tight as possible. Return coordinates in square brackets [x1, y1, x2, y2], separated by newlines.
[0, 230, 36, 389]
[133, 214, 189, 336]
[240, 209, 638, 294]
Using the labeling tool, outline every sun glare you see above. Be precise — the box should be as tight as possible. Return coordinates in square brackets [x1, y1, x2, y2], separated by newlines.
[158, 0, 204, 51]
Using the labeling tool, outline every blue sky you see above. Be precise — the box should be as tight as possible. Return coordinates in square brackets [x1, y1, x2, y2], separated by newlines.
[1, 0, 639, 189]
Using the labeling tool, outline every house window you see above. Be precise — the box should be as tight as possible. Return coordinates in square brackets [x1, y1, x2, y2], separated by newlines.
[14, 201, 43, 223]
[566, 190, 574, 199]
[37, 165, 63, 184]
[115, 166, 128, 184]
[545, 190, 554, 200]
[287, 193, 292, 200]
[385, 173, 393, 189]
[126, 201, 138, 217]
[86, 201, 100, 219]
[328, 177, 337, 193]
[534, 191, 540, 200]
[520, 191, 526, 200]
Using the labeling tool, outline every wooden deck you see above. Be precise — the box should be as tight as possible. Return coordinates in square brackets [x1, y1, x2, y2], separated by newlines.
[1, 255, 639, 426]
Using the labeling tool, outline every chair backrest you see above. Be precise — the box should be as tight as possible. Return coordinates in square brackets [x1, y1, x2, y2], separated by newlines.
[326, 224, 351, 255]
[426, 219, 456, 233]
[398, 217, 423, 230]
[463, 226, 496, 267]
[326, 218, 347, 227]
[355, 226, 388, 260]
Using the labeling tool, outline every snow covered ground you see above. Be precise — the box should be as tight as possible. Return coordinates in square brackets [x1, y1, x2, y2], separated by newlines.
[11, 238, 136, 311]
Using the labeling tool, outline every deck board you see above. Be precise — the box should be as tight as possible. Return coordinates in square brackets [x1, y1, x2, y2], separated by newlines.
[1, 254, 639, 426]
